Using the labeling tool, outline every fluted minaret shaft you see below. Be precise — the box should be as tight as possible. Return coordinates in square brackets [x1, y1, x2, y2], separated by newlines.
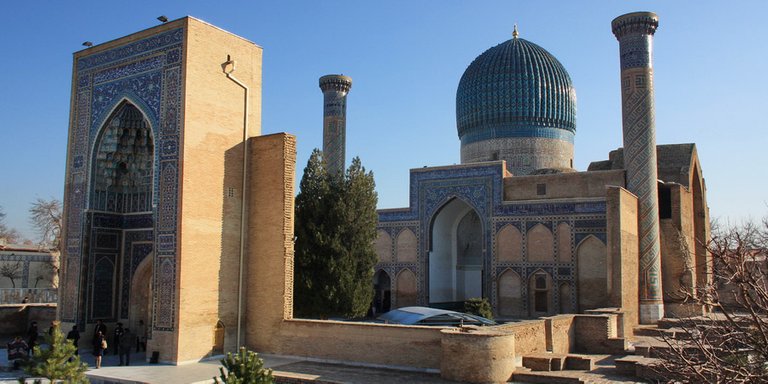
[319, 75, 352, 176]
[612, 12, 664, 324]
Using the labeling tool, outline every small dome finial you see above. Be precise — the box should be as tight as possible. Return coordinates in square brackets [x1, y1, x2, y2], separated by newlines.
[512, 24, 519, 39]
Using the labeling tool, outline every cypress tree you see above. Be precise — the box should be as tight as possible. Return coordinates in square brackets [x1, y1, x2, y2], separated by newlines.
[294, 150, 378, 318]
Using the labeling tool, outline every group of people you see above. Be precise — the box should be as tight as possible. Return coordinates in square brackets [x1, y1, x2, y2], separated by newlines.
[91, 319, 147, 368]
[6, 319, 148, 370]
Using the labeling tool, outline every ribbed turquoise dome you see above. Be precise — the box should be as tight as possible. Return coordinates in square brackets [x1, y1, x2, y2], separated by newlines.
[456, 37, 576, 145]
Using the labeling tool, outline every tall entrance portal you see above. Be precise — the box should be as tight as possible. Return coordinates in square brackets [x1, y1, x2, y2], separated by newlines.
[428, 198, 483, 307]
[85, 101, 155, 327]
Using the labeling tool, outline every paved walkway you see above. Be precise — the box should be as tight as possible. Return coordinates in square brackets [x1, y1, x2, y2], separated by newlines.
[1, 347, 645, 383]
[1, 348, 462, 384]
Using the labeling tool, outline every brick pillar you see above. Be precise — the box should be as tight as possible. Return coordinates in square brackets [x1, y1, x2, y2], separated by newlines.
[612, 12, 664, 324]
[319, 74, 352, 176]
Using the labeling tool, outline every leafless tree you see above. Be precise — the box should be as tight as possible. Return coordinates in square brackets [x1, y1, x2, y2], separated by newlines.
[29, 198, 62, 249]
[0, 261, 22, 288]
[654, 217, 768, 383]
[0, 206, 22, 243]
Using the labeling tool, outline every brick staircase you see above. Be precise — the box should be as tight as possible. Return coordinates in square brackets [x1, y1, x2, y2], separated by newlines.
[510, 320, 701, 383]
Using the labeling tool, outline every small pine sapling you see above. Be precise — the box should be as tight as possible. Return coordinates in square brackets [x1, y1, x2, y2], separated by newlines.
[18, 325, 89, 383]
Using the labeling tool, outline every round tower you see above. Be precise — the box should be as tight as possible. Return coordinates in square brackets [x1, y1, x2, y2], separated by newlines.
[456, 28, 577, 176]
[612, 11, 664, 324]
[319, 74, 352, 176]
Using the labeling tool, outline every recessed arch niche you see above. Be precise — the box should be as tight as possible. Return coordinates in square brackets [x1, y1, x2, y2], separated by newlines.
[91, 101, 155, 213]
[428, 198, 483, 305]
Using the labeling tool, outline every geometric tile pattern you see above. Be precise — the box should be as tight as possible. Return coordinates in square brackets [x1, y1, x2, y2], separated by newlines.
[613, 13, 663, 308]
[377, 162, 608, 311]
[61, 28, 184, 331]
[319, 75, 352, 176]
[456, 38, 576, 141]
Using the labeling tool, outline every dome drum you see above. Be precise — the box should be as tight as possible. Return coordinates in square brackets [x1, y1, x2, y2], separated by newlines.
[461, 136, 573, 176]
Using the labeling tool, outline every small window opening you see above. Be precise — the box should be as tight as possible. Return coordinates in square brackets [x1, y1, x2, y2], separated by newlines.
[537, 184, 546, 196]
[659, 185, 672, 219]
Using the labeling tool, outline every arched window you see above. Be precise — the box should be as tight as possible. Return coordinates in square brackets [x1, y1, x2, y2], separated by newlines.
[375, 230, 392, 263]
[396, 269, 418, 308]
[396, 229, 417, 263]
[527, 224, 554, 262]
[529, 269, 553, 317]
[497, 269, 522, 318]
[497, 224, 523, 262]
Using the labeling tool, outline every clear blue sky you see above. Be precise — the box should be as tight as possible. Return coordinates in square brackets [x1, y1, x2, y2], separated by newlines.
[1, 1, 766, 240]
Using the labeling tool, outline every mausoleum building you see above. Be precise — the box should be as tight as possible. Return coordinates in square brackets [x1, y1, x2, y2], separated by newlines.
[372, 14, 709, 328]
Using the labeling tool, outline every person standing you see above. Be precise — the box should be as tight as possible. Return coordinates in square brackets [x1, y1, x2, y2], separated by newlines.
[93, 331, 106, 369]
[47, 323, 55, 337]
[26, 321, 38, 355]
[93, 320, 107, 342]
[136, 320, 147, 352]
[66, 325, 80, 355]
[118, 328, 134, 366]
[113, 322, 124, 355]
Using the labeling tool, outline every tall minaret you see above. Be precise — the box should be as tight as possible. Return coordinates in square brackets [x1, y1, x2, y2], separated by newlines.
[319, 74, 353, 176]
[612, 12, 664, 324]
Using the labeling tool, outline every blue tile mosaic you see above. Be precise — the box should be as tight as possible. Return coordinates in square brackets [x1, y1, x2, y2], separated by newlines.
[61, 27, 183, 332]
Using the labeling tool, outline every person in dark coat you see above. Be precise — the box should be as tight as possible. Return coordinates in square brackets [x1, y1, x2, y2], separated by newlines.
[66, 325, 81, 355]
[136, 319, 147, 352]
[113, 322, 124, 355]
[118, 328, 134, 366]
[93, 320, 107, 341]
[26, 321, 38, 354]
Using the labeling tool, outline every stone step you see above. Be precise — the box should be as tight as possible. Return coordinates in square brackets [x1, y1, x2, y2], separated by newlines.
[522, 354, 595, 372]
[511, 369, 586, 384]
[633, 325, 696, 340]
[615, 355, 664, 381]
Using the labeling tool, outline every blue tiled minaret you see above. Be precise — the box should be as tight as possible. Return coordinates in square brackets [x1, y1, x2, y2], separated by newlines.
[319, 74, 352, 176]
[612, 12, 664, 324]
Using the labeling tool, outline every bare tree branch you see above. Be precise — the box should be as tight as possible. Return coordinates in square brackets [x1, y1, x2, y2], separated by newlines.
[654, 217, 768, 383]
[28, 198, 62, 249]
[0, 206, 23, 243]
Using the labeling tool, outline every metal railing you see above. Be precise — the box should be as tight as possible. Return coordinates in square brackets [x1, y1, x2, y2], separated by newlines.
[0, 288, 58, 304]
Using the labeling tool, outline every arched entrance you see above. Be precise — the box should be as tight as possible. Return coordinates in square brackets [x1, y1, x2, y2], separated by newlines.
[213, 321, 225, 355]
[428, 198, 483, 308]
[85, 100, 155, 325]
[373, 270, 391, 315]
[129, 253, 153, 334]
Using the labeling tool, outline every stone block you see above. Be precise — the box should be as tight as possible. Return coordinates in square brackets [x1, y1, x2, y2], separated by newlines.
[522, 355, 553, 371]
[521, 353, 568, 371]
[614, 355, 644, 375]
[564, 355, 594, 371]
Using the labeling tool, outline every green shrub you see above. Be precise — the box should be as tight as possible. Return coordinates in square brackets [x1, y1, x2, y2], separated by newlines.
[19, 325, 89, 383]
[464, 297, 493, 320]
[214, 347, 274, 384]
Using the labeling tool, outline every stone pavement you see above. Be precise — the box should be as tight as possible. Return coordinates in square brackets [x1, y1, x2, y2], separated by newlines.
[1, 347, 644, 383]
[1, 348, 465, 384]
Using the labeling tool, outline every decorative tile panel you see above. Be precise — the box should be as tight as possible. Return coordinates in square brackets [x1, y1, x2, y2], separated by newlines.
[61, 27, 184, 329]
